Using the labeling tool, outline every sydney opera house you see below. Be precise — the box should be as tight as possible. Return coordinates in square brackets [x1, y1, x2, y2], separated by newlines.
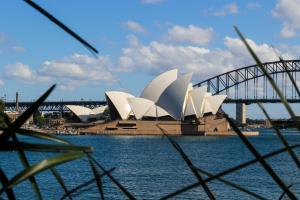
[67, 69, 231, 135]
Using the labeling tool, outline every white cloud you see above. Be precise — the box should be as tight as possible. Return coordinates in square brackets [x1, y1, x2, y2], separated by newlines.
[4, 54, 117, 90]
[38, 54, 115, 82]
[122, 20, 146, 33]
[280, 25, 296, 38]
[12, 46, 26, 53]
[141, 0, 164, 4]
[0, 80, 4, 86]
[204, 3, 238, 17]
[4, 62, 45, 84]
[166, 25, 214, 45]
[38, 54, 117, 89]
[117, 36, 282, 81]
[127, 34, 141, 47]
[272, 0, 300, 38]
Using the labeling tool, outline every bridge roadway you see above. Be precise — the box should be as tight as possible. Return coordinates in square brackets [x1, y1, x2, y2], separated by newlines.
[4, 59, 300, 120]
[4, 98, 300, 112]
[4, 101, 107, 112]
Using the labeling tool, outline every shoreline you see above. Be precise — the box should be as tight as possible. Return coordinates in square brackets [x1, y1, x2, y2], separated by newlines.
[40, 128, 259, 136]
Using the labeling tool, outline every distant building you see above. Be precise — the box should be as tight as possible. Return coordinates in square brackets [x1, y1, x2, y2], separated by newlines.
[79, 69, 231, 135]
[66, 105, 108, 122]
[5, 111, 33, 125]
[105, 69, 227, 121]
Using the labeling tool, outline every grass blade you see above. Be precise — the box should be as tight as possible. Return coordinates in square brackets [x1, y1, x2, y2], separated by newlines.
[19, 142, 93, 153]
[194, 167, 266, 200]
[23, 0, 98, 54]
[271, 47, 300, 98]
[0, 85, 56, 199]
[278, 184, 293, 200]
[86, 154, 136, 200]
[157, 124, 216, 199]
[165, 134, 215, 199]
[0, 152, 85, 193]
[224, 113, 296, 199]
[88, 159, 105, 200]
[17, 128, 70, 144]
[11, 133, 43, 200]
[0, 141, 93, 152]
[257, 102, 300, 169]
[0, 84, 56, 141]
[60, 168, 115, 200]
[0, 168, 16, 200]
[50, 168, 72, 200]
[233, 26, 297, 122]
[160, 144, 300, 199]
[234, 26, 296, 199]
[279, 57, 300, 97]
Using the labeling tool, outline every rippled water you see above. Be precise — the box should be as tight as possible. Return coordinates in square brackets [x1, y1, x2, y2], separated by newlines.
[1, 129, 300, 199]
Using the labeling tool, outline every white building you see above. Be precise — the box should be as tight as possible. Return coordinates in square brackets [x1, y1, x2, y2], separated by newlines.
[105, 69, 227, 121]
[67, 69, 227, 122]
[66, 105, 107, 122]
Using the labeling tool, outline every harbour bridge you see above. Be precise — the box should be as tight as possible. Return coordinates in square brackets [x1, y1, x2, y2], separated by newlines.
[4, 101, 106, 112]
[194, 59, 300, 103]
[4, 59, 300, 123]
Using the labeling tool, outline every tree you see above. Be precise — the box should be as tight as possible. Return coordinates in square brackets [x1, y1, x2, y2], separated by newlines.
[0, 99, 10, 128]
[34, 115, 46, 127]
[0, 99, 5, 113]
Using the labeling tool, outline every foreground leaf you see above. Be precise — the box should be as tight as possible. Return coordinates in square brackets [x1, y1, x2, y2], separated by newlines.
[258, 102, 300, 170]
[0, 84, 55, 141]
[50, 168, 72, 200]
[60, 168, 115, 200]
[0, 152, 85, 193]
[0, 141, 92, 153]
[164, 133, 215, 199]
[23, 0, 98, 54]
[234, 26, 296, 199]
[160, 143, 300, 199]
[195, 167, 266, 200]
[0, 168, 16, 200]
[88, 159, 105, 200]
[87, 154, 136, 200]
[17, 128, 70, 144]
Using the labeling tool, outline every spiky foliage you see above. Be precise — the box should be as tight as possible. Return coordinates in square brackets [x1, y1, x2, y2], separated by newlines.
[157, 27, 300, 200]
[0, 85, 135, 200]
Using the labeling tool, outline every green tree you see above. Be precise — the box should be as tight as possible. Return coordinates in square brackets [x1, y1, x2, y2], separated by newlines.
[0, 99, 5, 113]
[0, 99, 10, 128]
[35, 115, 46, 127]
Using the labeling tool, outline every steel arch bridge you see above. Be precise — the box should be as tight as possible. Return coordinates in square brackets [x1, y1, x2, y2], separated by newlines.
[194, 59, 300, 104]
[5, 59, 300, 112]
[4, 101, 106, 112]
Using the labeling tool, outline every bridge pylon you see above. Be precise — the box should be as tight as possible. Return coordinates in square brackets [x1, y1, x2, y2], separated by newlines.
[236, 103, 247, 126]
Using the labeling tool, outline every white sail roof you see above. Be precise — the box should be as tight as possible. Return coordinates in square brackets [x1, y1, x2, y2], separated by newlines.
[66, 105, 107, 122]
[184, 95, 196, 116]
[92, 105, 108, 114]
[190, 86, 208, 117]
[105, 91, 134, 120]
[140, 69, 178, 103]
[143, 105, 170, 118]
[203, 93, 212, 114]
[203, 95, 226, 114]
[156, 73, 193, 120]
[127, 97, 154, 120]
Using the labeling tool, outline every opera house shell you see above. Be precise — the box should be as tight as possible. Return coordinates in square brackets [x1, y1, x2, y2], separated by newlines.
[77, 69, 230, 135]
[103, 69, 226, 121]
[66, 105, 107, 122]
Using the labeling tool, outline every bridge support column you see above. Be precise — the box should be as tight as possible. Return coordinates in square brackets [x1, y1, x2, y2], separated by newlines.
[236, 103, 247, 127]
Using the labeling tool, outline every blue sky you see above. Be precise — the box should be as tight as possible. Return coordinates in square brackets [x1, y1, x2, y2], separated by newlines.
[1, 0, 300, 118]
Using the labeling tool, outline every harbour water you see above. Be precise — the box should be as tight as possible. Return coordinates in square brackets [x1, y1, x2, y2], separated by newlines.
[1, 129, 300, 199]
